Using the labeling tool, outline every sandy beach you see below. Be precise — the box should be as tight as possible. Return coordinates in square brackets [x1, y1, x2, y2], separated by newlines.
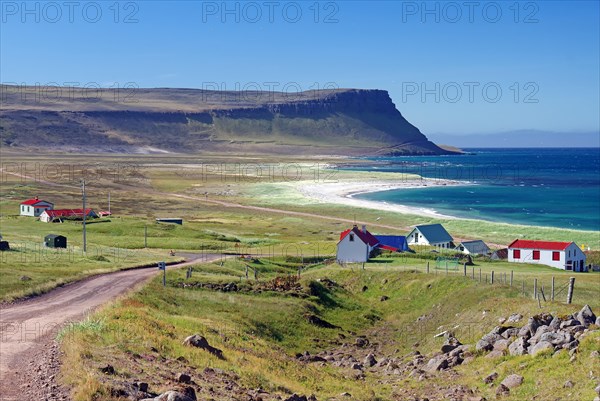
[298, 178, 468, 219]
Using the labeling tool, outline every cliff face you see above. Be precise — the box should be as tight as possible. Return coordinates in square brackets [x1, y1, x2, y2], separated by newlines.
[0, 87, 455, 155]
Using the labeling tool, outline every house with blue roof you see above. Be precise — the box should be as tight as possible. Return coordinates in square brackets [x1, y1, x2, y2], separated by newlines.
[375, 235, 411, 252]
[407, 224, 454, 249]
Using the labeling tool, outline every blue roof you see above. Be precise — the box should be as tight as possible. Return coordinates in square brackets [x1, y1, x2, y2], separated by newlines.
[375, 235, 409, 251]
[413, 224, 453, 243]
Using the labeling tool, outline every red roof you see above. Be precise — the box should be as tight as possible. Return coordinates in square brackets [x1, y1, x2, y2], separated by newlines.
[43, 209, 95, 218]
[339, 226, 379, 246]
[508, 239, 572, 251]
[21, 198, 53, 206]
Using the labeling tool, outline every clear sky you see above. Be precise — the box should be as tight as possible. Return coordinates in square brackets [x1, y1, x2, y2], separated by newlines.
[1, 0, 599, 135]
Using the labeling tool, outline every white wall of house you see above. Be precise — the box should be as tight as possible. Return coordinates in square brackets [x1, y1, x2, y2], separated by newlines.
[20, 202, 53, 217]
[407, 229, 452, 248]
[39, 211, 53, 223]
[508, 243, 587, 272]
[337, 233, 370, 263]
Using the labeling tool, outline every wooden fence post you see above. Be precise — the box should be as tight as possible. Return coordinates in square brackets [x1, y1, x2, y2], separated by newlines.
[254, 266, 258, 281]
[463, 262, 467, 277]
[427, 261, 430, 274]
[245, 265, 249, 280]
[533, 278, 538, 299]
[522, 280, 525, 296]
[479, 268, 482, 283]
[472, 266, 475, 280]
[551, 276, 555, 301]
[445, 261, 448, 275]
[491, 271, 494, 284]
[567, 277, 575, 304]
[510, 271, 513, 287]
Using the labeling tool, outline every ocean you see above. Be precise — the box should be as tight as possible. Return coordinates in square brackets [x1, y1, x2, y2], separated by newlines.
[344, 148, 600, 231]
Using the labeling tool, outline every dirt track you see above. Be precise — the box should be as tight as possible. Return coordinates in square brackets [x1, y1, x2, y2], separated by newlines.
[0, 255, 222, 401]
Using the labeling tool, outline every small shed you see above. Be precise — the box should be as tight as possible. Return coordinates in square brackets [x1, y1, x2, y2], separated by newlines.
[156, 218, 183, 225]
[45, 234, 67, 248]
[0, 241, 9, 251]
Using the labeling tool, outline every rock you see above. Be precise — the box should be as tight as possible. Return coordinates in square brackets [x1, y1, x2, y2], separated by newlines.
[529, 325, 550, 344]
[595, 384, 600, 395]
[20, 276, 31, 281]
[530, 341, 554, 356]
[501, 328, 520, 339]
[591, 350, 600, 359]
[100, 365, 115, 374]
[596, 317, 600, 326]
[549, 317, 562, 330]
[563, 380, 574, 388]
[425, 355, 448, 372]
[144, 388, 196, 401]
[284, 395, 308, 401]
[496, 384, 510, 397]
[441, 344, 458, 354]
[361, 285, 368, 292]
[135, 382, 149, 392]
[576, 305, 596, 326]
[182, 334, 224, 359]
[350, 363, 363, 370]
[363, 353, 377, 367]
[539, 331, 572, 346]
[560, 319, 580, 329]
[506, 313, 523, 323]
[177, 373, 191, 384]
[485, 350, 504, 359]
[508, 337, 529, 356]
[476, 339, 494, 352]
[483, 372, 498, 384]
[355, 337, 369, 347]
[380, 295, 389, 302]
[501, 374, 524, 389]
[493, 339, 511, 352]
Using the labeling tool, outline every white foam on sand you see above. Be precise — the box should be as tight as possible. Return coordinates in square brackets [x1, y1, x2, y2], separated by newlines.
[298, 178, 469, 219]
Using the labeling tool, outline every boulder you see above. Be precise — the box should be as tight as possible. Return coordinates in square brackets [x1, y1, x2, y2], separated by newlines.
[496, 384, 510, 397]
[596, 317, 600, 326]
[142, 388, 196, 401]
[506, 313, 523, 323]
[529, 325, 550, 345]
[530, 340, 554, 356]
[425, 355, 448, 372]
[549, 317, 562, 331]
[576, 305, 596, 326]
[483, 372, 498, 384]
[182, 334, 224, 359]
[501, 328, 520, 339]
[177, 373, 191, 384]
[363, 353, 377, 367]
[539, 331, 572, 346]
[560, 319, 580, 329]
[501, 374, 524, 389]
[475, 339, 493, 352]
[508, 337, 529, 356]
[493, 339, 511, 352]
[284, 395, 308, 401]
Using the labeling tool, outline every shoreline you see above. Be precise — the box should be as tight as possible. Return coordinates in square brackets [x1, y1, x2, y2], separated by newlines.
[298, 178, 470, 219]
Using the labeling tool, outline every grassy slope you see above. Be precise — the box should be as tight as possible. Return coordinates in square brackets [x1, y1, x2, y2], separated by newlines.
[59, 259, 600, 401]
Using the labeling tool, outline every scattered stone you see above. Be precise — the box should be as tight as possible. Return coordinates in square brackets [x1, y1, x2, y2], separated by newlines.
[483, 372, 498, 384]
[380, 295, 389, 302]
[576, 305, 597, 326]
[563, 380, 574, 388]
[508, 337, 528, 356]
[500, 374, 523, 389]
[506, 313, 523, 323]
[20, 276, 31, 281]
[182, 334, 224, 359]
[177, 373, 191, 384]
[100, 365, 115, 375]
[425, 355, 448, 372]
[142, 387, 196, 401]
[361, 285, 368, 292]
[364, 353, 377, 367]
[530, 341, 554, 356]
[355, 337, 369, 348]
[496, 384, 510, 397]
[284, 395, 308, 401]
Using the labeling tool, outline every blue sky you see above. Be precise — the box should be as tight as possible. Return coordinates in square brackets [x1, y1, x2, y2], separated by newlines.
[1, 0, 599, 135]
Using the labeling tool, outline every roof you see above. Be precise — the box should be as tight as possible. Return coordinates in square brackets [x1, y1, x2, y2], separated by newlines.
[492, 248, 508, 259]
[339, 226, 379, 247]
[375, 235, 409, 252]
[412, 224, 453, 243]
[21, 198, 53, 206]
[45, 234, 66, 239]
[43, 209, 95, 218]
[508, 239, 573, 251]
[456, 240, 490, 252]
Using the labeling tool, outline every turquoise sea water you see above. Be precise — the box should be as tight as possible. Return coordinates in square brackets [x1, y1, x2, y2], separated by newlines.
[345, 148, 600, 231]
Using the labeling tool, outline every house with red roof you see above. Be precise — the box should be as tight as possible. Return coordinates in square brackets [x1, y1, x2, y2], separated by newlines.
[337, 225, 380, 263]
[20, 197, 54, 217]
[507, 239, 587, 272]
[40, 208, 97, 223]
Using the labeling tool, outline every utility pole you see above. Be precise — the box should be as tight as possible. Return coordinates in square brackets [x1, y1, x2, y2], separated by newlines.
[108, 192, 111, 214]
[81, 179, 87, 253]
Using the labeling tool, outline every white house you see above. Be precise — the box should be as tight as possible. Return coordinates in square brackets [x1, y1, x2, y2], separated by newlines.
[20, 197, 54, 217]
[455, 240, 491, 255]
[508, 239, 587, 272]
[407, 224, 453, 249]
[336, 225, 379, 263]
[40, 208, 97, 223]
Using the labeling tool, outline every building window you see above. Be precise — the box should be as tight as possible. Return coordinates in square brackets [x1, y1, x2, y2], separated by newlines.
[533, 250, 540, 260]
[513, 249, 521, 259]
[349, 234, 354, 242]
[552, 251, 560, 261]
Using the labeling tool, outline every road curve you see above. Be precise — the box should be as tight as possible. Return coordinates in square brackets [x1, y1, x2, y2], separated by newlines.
[0, 255, 223, 400]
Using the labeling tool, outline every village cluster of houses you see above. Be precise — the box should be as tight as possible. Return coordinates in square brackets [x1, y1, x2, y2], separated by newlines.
[336, 223, 589, 273]
[19, 197, 108, 223]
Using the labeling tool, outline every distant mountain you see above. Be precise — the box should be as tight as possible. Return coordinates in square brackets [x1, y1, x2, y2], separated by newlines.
[0, 86, 456, 156]
[429, 130, 600, 148]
